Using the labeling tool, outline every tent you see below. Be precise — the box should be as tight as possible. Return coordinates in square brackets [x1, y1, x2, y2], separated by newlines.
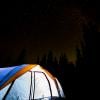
[0, 64, 65, 100]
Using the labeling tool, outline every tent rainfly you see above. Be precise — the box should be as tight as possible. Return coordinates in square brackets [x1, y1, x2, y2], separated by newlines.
[0, 64, 65, 100]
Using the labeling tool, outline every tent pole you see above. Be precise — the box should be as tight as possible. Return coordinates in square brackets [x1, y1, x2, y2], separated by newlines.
[3, 80, 15, 100]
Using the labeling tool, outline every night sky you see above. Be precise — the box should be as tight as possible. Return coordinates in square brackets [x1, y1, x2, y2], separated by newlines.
[0, 0, 96, 63]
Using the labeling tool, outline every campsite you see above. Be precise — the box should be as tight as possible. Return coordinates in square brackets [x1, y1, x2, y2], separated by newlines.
[0, 0, 97, 99]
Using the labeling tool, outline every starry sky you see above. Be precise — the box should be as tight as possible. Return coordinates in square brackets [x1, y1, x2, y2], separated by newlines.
[0, 0, 96, 63]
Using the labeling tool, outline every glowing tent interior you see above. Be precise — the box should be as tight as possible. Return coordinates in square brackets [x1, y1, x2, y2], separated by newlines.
[0, 64, 65, 100]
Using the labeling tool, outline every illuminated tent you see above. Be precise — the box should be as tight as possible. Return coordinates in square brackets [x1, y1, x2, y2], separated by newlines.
[0, 64, 65, 100]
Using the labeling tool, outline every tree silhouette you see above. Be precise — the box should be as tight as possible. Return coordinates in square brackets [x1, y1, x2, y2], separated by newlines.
[75, 22, 98, 99]
[82, 22, 97, 71]
[45, 51, 60, 77]
[53, 57, 58, 68]
[14, 48, 27, 65]
[36, 56, 40, 64]
[58, 53, 69, 76]
[3, 56, 13, 67]
[76, 22, 97, 72]
[39, 54, 47, 67]
[75, 47, 83, 72]
[46, 50, 54, 66]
